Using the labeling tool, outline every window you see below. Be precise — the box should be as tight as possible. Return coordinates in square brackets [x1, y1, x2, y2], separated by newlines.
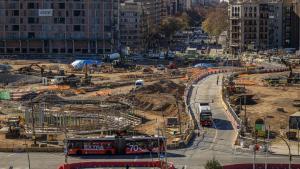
[73, 25, 81, 31]
[28, 3, 35, 9]
[28, 32, 35, 38]
[13, 10, 19, 16]
[59, 3, 65, 9]
[12, 25, 19, 31]
[28, 17, 38, 24]
[73, 10, 81, 16]
[54, 18, 65, 24]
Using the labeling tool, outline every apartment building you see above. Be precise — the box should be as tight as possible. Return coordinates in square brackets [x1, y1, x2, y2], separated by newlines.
[119, 1, 147, 52]
[120, 0, 162, 52]
[283, 0, 300, 49]
[229, 0, 284, 54]
[0, 0, 119, 56]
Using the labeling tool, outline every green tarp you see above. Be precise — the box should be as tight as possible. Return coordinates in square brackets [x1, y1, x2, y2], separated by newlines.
[0, 90, 10, 100]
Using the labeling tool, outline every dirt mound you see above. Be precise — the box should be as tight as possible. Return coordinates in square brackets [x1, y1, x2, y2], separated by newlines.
[135, 79, 184, 96]
[0, 73, 41, 85]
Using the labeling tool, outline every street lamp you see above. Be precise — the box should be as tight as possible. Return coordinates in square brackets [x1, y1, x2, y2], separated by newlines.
[264, 115, 273, 169]
[278, 134, 292, 169]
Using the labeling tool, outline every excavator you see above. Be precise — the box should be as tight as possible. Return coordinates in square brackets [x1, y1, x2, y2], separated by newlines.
[18, 63, 45, 77]
[5, 117, 21, 139]
[280, 58, 299, 84]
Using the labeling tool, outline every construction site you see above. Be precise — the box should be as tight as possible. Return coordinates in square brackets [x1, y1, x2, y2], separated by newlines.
[0, 58, 191, 149]
[223, 58, 300, 143]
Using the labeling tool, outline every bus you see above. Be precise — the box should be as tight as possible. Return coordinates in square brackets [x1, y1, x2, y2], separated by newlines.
[66, 136, 117, 155]
[65, 136, 166, 156]
[125, 136, 165, 154]
[198, 103, 213, 127]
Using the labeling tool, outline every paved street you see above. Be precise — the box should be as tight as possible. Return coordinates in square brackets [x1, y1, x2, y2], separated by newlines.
[0, 74, 298, 169]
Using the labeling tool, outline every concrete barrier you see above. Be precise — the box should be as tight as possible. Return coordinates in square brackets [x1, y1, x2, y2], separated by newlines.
[58, 161, 175, 169]
[0, 147, 63, 152]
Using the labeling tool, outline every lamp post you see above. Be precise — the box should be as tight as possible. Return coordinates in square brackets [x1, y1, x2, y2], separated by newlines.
[278, 135, 292, 169]
[264, 115, 273, 169]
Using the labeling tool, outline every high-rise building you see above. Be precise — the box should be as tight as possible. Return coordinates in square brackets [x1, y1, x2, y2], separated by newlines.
[228, 0, 284, 54]
[283, 0, 300, 49]
[0, 0, 119, 56]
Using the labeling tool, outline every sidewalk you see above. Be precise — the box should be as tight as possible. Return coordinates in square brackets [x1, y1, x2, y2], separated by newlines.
[270, 139, 300, 156]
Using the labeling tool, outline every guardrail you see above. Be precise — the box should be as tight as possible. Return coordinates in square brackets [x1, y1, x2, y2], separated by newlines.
[0, 147, 63, 152]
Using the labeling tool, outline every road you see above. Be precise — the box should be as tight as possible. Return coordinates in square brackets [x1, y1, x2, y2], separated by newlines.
[167, 74, 237, 168]
[0, 74, 298, 169]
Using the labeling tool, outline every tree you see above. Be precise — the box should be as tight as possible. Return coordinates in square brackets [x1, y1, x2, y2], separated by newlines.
[202, 4, 229, 41]
[205, 158, 223, 169]
[160, 15, 188, 39]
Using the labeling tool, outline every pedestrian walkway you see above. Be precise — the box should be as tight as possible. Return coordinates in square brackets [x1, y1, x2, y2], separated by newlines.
[271, 139, 300, 156]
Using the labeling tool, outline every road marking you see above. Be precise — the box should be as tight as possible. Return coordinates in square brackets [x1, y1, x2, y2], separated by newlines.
[7, 153, 16, 157]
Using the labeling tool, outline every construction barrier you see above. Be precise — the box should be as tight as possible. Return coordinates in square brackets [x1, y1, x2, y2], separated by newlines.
[57, 161, 175, 169]
[223, 163, 300, 169]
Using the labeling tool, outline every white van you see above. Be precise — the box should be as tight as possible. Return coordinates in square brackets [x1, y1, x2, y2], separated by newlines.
[135, 79, 144, 88]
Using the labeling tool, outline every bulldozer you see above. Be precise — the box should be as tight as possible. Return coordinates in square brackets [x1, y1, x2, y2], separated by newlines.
[5, 117, 21, 139]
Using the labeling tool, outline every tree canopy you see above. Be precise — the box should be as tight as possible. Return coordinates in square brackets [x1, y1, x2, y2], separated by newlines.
[202, 3, 228, 37]
[160, 14, 188, 38]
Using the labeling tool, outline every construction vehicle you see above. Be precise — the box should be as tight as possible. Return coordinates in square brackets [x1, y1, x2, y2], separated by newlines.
[281, 58, 300, 84]
[81, 64, 92, 86]
[5, 117, 21, 139]
[18, 63, 45, 76]
[198, 103, 213, 127]
[167, 61, 177, 69]
[112, 59, 136, 69]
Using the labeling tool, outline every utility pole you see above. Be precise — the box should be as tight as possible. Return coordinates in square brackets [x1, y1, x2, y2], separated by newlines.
[265, 124, 270, 169]
[244, 94, 247, 131]
[297, 119, 299, 156]
[30, 99, 37, 145]
[253, 130, 257, 169]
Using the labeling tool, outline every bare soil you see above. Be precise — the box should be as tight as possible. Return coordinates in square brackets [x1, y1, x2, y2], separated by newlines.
[236, 72, 300, 133]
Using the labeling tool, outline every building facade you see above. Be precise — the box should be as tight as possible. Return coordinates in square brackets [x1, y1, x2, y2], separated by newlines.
[119, 1, 147, 52]
[283, 0, 300, 49]
[229, 0, 284, 54]
[0, 0, 119, 56]
[120, 0, 162, 52]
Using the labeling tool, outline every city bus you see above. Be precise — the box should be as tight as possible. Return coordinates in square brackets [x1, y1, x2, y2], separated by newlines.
[66, 136, 117, 155]
[65, 136, 166, 155]
[125, 136, 166, 154]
